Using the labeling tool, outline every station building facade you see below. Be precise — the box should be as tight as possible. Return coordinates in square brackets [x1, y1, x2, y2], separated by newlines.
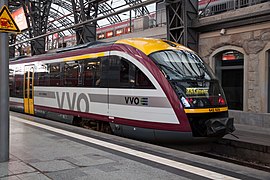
[198, 21, 270, 127]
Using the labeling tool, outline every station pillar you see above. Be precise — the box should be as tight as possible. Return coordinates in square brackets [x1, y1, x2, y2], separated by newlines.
[0, 0, 10, 162]
[166, 0, 198, 52]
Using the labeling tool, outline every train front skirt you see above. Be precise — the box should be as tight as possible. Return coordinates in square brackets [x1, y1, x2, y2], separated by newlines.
[205, 117, 235, 137]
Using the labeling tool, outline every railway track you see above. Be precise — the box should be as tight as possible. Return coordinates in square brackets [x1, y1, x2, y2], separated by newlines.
[165, 141, 270, 173]
[197, 151, 270, 173]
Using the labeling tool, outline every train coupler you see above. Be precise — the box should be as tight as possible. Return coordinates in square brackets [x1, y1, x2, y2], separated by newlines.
[205, 117, 235, 137]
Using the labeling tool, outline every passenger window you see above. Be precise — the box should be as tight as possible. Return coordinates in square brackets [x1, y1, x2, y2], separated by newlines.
[48, 63, 60, 86]
[108, 55, 154, 89]
[9, 69, 15, 97]
[14, 71, 24, 98]
[120, 60, 129, 83]
[35, 64, 49, 86]
[135, 68, 155, 89]
[119, 58, 135, 87]
[120, 59, 135, 87]
[83, 58, 101, 87]
[62, 61, 79, 87]
[108, 56, 121, 88]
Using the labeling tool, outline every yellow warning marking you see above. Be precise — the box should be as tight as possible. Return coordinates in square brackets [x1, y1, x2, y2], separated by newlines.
[184, 107, 228, 113]
[0, 5, 21, 33]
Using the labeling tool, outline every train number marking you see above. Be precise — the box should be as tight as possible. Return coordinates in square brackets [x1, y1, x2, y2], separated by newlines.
[209, 108, 220, 112]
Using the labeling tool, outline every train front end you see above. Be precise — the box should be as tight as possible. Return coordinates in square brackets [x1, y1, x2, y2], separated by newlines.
[149, 43, 235, 138]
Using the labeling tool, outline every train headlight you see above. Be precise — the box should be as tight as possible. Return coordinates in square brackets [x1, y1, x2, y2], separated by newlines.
[181, 97, 191, 108]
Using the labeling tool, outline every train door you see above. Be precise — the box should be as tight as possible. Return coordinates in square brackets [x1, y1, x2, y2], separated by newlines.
[24, 65, 35, 114]
[107, 55, 156, 139]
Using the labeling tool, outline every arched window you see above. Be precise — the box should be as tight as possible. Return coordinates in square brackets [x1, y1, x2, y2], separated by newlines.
[214, 50, 244, 110]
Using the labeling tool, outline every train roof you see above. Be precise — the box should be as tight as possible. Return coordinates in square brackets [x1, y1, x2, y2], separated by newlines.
[115, 38, 193, 55]
[10, 38, 193, 64]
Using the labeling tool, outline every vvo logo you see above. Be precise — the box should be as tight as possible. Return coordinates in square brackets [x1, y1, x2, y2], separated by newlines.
[125, 97, 148, 106]
[56, 92, 91, 112]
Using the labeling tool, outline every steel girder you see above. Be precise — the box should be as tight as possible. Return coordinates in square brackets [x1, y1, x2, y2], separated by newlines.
[99, 2, 122, 24]
[20, 0, 52, 55]
[124, 0, 149, 17]
[166, 0, 198, 52]
[71, 0, 97, 44]
[48, 10, 74, 35]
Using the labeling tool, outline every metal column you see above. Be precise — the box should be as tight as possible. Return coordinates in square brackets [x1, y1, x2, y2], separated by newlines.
[72, 0, 98, 45]
[0, 0, 10, 162]
[23, 0, 52, 55]
[166, 0, 198, 52]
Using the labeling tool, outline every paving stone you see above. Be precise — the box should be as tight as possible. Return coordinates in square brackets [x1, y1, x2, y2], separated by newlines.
[30, 160, 76, 173]
[0, 175, 21, 180]
[93, 162, 120, 172]
[0, 164, 12, 178]
[46, 168, 87, 180]
[7, 161, 36, 175]
[17, 172, 51, 180]
[61, 155, 115, 167]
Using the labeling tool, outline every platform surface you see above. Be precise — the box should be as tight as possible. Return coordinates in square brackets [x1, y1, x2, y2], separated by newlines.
[0, 112, 270, 180]
[224, 123, 270, 146]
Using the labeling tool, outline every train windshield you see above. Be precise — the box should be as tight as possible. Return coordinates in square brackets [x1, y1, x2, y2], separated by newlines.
[149, 50, 215, 81]
[150, 50, 227, 108]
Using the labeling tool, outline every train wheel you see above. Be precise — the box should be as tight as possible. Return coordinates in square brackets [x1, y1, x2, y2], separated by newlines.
[73, 116, 82, 126]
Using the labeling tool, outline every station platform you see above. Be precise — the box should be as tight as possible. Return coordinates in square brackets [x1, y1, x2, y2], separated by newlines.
[1, 111, 270, 180]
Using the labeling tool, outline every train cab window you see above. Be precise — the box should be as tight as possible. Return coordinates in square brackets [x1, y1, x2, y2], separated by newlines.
[83, 58, 101, 87]
[48, 63, 61, 86]
[62, 61, 79, 87]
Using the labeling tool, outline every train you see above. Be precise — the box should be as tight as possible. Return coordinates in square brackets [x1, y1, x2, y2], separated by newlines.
[9, 38, 235, 143]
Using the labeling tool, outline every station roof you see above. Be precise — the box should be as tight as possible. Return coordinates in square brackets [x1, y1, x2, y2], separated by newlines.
[7, 0, 154, 47]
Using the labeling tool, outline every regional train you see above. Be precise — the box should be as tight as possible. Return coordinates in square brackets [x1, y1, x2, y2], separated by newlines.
[9, 38, 235, 143]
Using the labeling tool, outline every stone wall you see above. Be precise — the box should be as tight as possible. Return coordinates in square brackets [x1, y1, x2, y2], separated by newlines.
[199, 22, 270, 113]
[229, 110, 270, 128]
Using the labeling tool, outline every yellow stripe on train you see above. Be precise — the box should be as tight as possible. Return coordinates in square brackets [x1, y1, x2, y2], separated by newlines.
[184, 107, 228, 114]
[63, 52, 106, 62]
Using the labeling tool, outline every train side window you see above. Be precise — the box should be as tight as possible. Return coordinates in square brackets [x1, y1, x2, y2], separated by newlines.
[35, 64, 49, 86]
[9, 69, 15, 97]
[14, 71, 24, 98]
[24, 72, 28, 98]
[120, 59, 131, 84]
[62, 61, 79, 87]
[83, 58, 101, 87]
[120, 58, 135, 87]
[135, 68, 155, 89]
[108, 56, 121, 88]
[108, 56, 154, 89]
[29, 71, 33, 99]
[48, 63, 61, 86]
